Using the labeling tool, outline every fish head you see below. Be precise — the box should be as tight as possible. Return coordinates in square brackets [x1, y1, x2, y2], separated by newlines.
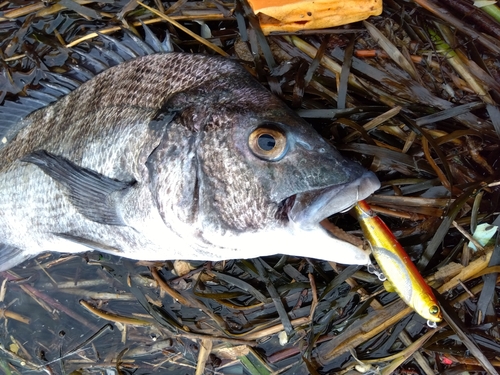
[152, 60, 380, 264]
[230, 102, 380, 226]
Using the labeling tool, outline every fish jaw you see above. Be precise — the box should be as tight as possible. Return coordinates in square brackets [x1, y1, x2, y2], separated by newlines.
[288, 170, 380, 230]
[191, 167, 377, 265]
[196, 222, 371, 265]
[285, 224, 371, 265]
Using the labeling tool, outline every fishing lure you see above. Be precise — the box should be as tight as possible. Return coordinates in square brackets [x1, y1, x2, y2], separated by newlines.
[354, 200, 442, 327]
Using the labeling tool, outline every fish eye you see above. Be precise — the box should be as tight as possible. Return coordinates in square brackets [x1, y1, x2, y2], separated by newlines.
[248, 125, 287, 161]
[429, 305, 440, 315]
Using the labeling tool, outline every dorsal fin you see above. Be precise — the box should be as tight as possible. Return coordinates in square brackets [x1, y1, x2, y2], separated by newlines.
[44, 71, 83, 91]
[64, 63, 96, 82]
[0, 24, 173, 145]
[87, 44, 126, 66]
[28, 90, 60, 103]
[1, 96, 53, 147]
[71, 48, 112, 75]
[141, 20, 174, 53]
[97, 32, 141, 60]
[121, 29, 156, 56]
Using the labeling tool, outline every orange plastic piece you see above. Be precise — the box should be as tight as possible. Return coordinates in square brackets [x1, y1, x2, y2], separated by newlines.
[247, 0, 383, 34]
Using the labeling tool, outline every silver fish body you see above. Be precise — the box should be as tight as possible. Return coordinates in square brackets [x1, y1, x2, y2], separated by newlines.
[0, 52, 379, 271]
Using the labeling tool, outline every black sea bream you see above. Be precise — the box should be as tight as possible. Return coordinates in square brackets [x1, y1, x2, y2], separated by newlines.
[0, 45, 379, 271]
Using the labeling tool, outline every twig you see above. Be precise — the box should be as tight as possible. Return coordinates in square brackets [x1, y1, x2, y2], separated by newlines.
[79, 300, 153, 326]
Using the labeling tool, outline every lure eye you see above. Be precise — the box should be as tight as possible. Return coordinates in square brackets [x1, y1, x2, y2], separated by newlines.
[249, 125, 287, 161]
[429, 305, 440, 315]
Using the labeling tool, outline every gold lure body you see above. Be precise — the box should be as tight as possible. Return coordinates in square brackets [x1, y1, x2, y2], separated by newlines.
[354, 200, 442, 324]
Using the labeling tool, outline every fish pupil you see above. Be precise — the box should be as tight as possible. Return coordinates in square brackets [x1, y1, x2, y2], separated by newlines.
[258, 134, 276, 151]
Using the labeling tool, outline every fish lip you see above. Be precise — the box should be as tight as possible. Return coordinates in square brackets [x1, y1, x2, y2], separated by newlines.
[287, 171, 380, 229]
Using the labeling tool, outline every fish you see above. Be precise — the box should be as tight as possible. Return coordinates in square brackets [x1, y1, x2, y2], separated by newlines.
[353, 200, 442, 325]
[0, 35, 380, 272]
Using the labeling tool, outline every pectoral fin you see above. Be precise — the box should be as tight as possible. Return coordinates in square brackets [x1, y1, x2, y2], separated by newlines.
[22, 150, 134, 225]
[0, 243, 31, 272]
[54, 233, 122, 254]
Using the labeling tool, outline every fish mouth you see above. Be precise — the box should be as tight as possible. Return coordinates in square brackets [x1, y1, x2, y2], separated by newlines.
[287, 171, 380, 230]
